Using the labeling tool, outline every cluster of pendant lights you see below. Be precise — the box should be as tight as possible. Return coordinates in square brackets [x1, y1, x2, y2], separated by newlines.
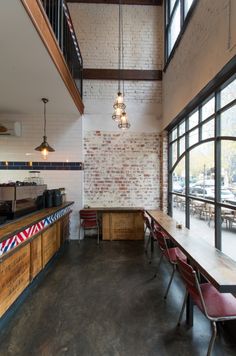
[112, 0, 130, 130]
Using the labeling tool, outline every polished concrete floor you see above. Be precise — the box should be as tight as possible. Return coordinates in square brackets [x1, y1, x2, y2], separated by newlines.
[0, 239, 236, 356]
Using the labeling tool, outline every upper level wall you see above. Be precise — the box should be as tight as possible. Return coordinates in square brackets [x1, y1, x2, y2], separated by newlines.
[69, 3, 163, 70]
[162, 0, 236, 129]
[69, 2, 163, 129]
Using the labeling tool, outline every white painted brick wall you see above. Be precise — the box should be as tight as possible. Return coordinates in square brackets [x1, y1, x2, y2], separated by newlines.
[68, 3, 163, 70]
[83, 80, 162, 104]
[162, 0, 236, 128]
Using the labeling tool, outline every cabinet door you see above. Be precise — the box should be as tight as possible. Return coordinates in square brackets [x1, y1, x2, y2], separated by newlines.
[42, 224, 58, 267]
[0, 245, 30, 317]
[30, 234, 42, 280]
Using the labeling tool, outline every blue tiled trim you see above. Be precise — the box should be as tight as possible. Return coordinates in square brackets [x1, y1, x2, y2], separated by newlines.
[0, 161, 84, 170]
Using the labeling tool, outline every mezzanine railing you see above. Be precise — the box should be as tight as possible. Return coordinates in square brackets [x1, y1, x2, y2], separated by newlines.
[41, 0, 83, 97]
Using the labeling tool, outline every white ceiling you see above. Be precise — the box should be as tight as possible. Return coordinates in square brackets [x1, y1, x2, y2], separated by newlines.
[0, 0, 80, 119]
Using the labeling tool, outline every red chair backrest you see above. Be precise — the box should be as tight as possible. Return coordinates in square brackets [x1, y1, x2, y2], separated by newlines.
[177, 257, 198, 297]
[80, 210, 97, 221]
[154, 229, 168, 252]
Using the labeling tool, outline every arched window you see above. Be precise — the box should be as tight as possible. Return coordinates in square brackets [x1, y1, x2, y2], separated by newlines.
[168, 75, 236, 260]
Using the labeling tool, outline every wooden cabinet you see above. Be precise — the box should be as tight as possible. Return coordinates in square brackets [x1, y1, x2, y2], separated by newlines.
[0, 245, 30, 317]
[0, 203, 73, 319]
[102, 211, 144, 240]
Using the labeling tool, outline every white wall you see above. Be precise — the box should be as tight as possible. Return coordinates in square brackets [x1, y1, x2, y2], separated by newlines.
[0, 115, 83, 239]
[162, 0, 236, 128]
[69, 3, 163, 131]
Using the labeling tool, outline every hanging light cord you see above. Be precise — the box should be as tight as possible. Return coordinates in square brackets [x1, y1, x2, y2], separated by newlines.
[44, 100, 46, 138]
[118, 0, 121, 93]
[121, 2, 125, 98]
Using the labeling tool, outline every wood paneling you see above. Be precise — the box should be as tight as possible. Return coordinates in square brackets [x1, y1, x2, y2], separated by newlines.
[82, 68, 162, 81]
[68, 0, 163, 5]
[0, 245, 30, 317]
[102, 213, 111, 240]
[102, 211, 144, 240]
[30, 235, 42, 280]
[21, 0, 84, 114]
[42, 224, 58, 267]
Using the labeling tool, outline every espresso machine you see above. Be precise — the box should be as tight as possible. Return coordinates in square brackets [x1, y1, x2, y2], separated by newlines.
[0, 182, 47, 220]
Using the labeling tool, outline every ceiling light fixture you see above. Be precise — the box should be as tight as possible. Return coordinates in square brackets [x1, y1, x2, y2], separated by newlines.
[35, 98, 55, 160]
[112, 0, 130, 129]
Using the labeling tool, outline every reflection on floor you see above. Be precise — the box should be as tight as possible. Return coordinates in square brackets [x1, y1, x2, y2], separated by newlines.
[0, 240, 236, 356]
[173, 206, 236, 261]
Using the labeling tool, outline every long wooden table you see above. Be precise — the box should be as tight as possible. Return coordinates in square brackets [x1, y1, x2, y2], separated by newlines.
[146, 210, 236, 325]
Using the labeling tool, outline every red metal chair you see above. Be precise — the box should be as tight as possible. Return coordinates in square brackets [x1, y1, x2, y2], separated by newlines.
[154, 228, 186, 299]
[79, 209, 99, 244]
[177, 257, 236, 356]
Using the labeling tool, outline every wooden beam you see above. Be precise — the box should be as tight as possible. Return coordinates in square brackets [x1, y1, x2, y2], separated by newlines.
[82, 68, 162, 81]
[21, 0, 84, 115]
[67, 0, 163, 6]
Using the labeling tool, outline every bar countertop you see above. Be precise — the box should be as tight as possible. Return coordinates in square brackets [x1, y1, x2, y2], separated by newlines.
[84, 207, 143, 211]
[0, 202, 74, 243]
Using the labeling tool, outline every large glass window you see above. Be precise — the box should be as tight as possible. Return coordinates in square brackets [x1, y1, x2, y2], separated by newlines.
[168, 74, 236, 261]
[166, 0, 196, 60]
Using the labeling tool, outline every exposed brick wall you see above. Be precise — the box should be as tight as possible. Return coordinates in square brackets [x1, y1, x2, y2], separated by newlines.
[84, 131, 161, 209]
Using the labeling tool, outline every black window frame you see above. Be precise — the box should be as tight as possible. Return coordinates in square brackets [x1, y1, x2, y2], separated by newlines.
[164, 0, 198, 69]
[168, 73, 236, 255]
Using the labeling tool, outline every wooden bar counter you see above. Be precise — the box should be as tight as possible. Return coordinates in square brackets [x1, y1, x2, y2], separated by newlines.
[0, 202, 73, 318]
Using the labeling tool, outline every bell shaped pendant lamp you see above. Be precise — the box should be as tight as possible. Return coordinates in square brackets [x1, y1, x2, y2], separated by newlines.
[35, 98, 55, 160]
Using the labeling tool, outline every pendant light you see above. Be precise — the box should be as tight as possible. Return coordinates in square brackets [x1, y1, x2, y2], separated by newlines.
[35, 98, 55, 160]
[112, 0, 130, 129]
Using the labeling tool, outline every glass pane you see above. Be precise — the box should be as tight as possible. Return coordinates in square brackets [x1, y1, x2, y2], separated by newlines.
[184, 0, 194, 17]
[202, 97, 215, 121]
[221, 78, 236, 108]
[172, 195, 186, 226]
[220, 105, 236, 137]
[189, 142, 215, 200]
[189, 199, 215, 246]
[170, 0, 177, 14]
[179, 136, 185, 156]
[202, 119, 214, 140]
[179, 121, 185, 136]
[172, 157, 185, 193]
[189, 128, 199, 147]
[171, 141, 178, 166]
[189, 111, 199, 130]
[221, 141, 236, 205]
[222, 208, 236, 261]
[168, 2, 180, 54]
[172, 128, 177, 141]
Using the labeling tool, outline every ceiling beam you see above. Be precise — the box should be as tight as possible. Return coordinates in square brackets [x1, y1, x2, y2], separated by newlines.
[81, 68, 162, 80]
[67, 1, 163, 6]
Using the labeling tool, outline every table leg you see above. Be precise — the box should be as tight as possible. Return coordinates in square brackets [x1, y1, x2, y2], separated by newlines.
[150, 219, 154, 253]
[186, 294, 193, 327]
